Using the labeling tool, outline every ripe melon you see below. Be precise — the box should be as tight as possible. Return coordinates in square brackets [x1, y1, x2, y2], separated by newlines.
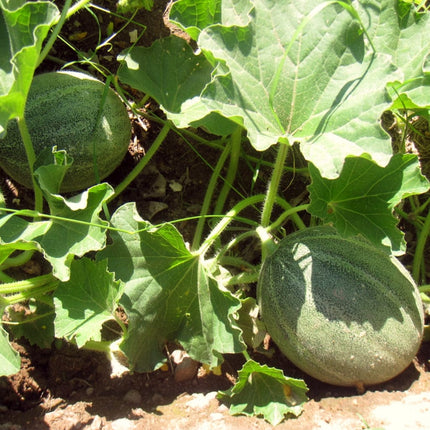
[257, 226, 424, 388]
[0, 71, 131, 193]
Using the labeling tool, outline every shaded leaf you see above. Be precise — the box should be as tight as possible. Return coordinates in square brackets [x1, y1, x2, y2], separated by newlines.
[218, 359, 308, 426]
[8, 299, 54, 349]
[54, 258, 123, 348]
[118, 36, 214, 113]
[0, 183, 113, 281]
[307, 154, 430, 254]
[98, 202, 244, 372]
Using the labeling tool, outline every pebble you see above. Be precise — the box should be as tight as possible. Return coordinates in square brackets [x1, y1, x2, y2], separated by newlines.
[170, 349, 200, 382]
[111, 418, 136, 430]
[88, 415, 103, 429]
[123, 389, 142, 405]
[186, 391, 218, 410]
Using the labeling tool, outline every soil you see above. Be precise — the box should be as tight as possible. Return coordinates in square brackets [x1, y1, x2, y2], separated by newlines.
[1, 1, 430, 429]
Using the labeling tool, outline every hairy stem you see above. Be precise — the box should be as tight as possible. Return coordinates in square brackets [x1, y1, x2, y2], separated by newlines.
[17, 117, 43, 214]
[192, 143, 231, 251]
[412, 208, 430, 283]
[108, 122, 171, 203]
[213, 127, 242, 215]
[199, 194, 266, 257]
[261, 142, 289, 228]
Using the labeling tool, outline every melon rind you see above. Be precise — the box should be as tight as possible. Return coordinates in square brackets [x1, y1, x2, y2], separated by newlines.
[258, 226, 424, 387]
[0, 71, 131, 193]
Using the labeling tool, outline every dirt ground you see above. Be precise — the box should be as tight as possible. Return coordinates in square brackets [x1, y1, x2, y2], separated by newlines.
[1, 1, 429, 429]
[0, 339, 429, 429]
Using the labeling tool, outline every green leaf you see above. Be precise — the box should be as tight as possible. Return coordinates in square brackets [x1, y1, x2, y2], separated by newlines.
[0, 0, 59, 136]
[218, 359, 308, 426]
[181, 0, 402, 178]
[169, 0, 252, 40]
[98, 202, 244, 372]
[7, 299, 54, 349]
[118, 36, 214, 114]
[0, 183, 113, 281]
[132, 0, 428, 178]
[34, 147, 73, 195]
[307, 153, 430, 254]
[0, 325, 20, 376]
[236, 297, 266, 349]
[382, 5, 430, 111]
[118, 36, 238, 136]
[54, 258, 123, 348]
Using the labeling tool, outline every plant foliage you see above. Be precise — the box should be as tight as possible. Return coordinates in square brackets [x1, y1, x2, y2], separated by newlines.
[1, 0, 430, 425]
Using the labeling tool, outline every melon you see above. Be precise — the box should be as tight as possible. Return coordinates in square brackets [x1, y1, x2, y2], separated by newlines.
[257, 226, 424, 388]
[0, 71, 131, 193]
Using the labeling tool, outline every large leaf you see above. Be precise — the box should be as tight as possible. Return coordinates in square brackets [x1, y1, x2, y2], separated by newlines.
[118, 36, 214, 114]
[218, 359, 308, 426]
[0, 183, 113, 281]
[98, 202, 244, 372]
[0, 0, 59, 136]
[307, 153, 430, 254]
[54, 258, 123, 348]
[120, 0, 430, 178]
[372, 3, 430, 112]
[117, 36, 238, 136]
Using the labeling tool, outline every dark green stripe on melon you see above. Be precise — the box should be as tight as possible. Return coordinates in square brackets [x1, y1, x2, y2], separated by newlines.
[258, 226, 424, 388]
[0, 71, 131, 193]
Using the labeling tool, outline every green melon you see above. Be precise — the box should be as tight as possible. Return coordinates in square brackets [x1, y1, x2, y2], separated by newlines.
[0, 71, 131, 193]
[257, 226, 424, 388]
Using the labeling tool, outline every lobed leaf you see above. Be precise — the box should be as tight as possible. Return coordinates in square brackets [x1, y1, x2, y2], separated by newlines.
[98, 202, 244, 372]
[8, 299, 54, 349]
[169, 0, 252, 40]
[218, 359, 308, 426]
[307, 153, 430, 254]
[0, 0, 59, 136]
[0, 182, 113, 281]
[54, 258, 123, 348]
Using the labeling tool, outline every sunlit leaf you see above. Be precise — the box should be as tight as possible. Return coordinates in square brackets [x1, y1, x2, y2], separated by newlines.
[0, 0, 59, 135]
[218, 359, 308, 426]
[0, 325, 20, 376]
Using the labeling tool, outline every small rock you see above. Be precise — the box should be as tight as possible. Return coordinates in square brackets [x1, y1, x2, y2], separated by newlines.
[85, 387, 94, 396]
[123, 389, 142, 405]
[186, 392, 218, 411]
[111, 418, 136, 430]
[88, 415, 103, 429]
[170, 349, 199, 382]
[209, 412, 224, 421]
